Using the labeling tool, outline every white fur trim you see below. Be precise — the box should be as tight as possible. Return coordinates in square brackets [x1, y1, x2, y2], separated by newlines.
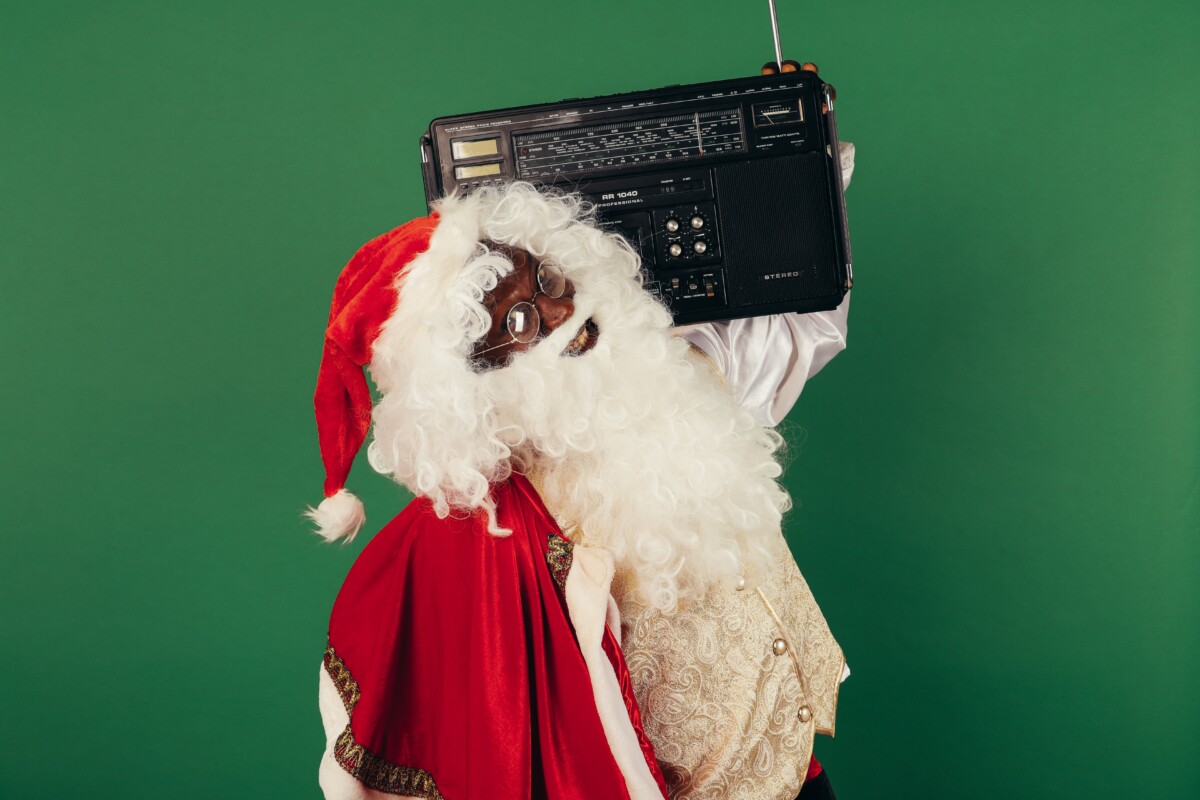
[564, 545, 665, 800]
[306, 490, 366, 544]
[317, 665, 417, 800]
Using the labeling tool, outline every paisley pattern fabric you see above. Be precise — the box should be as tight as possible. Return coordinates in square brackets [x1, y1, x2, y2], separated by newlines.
[617, 546, 844, 800]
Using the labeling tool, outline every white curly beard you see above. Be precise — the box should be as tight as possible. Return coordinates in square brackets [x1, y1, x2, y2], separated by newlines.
[486, 295, 790, 611]
[365, 184, 791, 611]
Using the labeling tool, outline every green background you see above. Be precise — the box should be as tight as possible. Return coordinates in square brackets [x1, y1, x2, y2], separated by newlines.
[2, 1, 1196, 797]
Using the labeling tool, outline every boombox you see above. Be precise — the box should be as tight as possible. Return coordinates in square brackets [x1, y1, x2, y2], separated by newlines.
[420, 70, 852, 326]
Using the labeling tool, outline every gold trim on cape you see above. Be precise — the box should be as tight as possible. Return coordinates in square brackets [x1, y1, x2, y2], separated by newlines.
[546, 532, 574, 590]
[323, 645, 445, 799]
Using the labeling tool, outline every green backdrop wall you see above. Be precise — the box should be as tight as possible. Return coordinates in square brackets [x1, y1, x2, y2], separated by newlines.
[2, 1, 1196, 797]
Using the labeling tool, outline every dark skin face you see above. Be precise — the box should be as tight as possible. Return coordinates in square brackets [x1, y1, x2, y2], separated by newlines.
[472, 245, 598, 368]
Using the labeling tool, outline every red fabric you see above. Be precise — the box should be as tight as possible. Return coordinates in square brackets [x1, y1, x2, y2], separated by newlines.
[806, 755, 823, 780]
[327, 474, 660, 799]
[600, 627, 670, 797]
[314, 214, 439, 498]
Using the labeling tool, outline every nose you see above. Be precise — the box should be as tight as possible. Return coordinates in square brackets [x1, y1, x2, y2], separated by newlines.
[536, 293, 575, 335]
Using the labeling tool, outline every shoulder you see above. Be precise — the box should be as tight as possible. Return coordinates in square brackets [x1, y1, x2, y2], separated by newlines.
[333, 499, 474, 594]
[355, 496, 491, 574]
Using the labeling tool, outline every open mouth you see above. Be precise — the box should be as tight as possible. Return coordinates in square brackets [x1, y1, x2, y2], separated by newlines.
[562, 318, 600, 357]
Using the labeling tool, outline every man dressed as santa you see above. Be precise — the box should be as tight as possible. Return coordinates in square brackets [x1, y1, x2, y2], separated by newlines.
[308, 141, 854, 800]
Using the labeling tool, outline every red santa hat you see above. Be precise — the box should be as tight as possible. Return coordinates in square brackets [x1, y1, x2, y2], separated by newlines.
[306, 212, 444, 542]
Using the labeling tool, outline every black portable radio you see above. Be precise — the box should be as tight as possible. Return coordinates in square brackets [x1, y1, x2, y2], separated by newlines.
[420, 70, 851, 326]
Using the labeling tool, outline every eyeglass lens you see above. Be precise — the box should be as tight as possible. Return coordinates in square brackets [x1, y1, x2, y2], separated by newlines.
[537, 264, 567, 299]
[506, 302, 538, 343]
[504, 264, 568, 343]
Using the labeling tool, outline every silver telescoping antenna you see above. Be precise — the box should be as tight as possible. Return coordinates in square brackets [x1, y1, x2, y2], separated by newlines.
[767, 0, 785, 69]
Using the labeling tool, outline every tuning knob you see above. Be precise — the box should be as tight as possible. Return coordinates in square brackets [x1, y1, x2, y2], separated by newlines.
[665, 218, 681, 233]
[690, 215, 705, 230]
[668, 243, 683, 257]
[692, 240, 708, 255]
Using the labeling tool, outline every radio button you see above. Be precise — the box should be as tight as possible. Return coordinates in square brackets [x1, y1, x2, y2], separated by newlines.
[665, 218, 681, 234]
[668, 243, 684, 258]
[693, 240, 708, 255]
[690, 215, 705, 230]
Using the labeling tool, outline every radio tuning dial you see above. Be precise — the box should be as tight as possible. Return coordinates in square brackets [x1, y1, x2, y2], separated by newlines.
[665, 218, 681, 233]
[690, 215, 705, 230]
[693, 240, 708, 255]
[668, 243, 684, 257]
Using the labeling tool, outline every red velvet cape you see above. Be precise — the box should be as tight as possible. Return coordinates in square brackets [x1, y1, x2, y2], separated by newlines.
[323, 475, 659, 799]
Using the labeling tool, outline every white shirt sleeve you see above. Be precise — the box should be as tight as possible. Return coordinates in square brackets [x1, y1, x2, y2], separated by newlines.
[674, 142, 856, 427]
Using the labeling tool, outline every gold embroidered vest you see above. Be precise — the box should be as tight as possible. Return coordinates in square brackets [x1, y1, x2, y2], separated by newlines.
[615, 545, 843, 800]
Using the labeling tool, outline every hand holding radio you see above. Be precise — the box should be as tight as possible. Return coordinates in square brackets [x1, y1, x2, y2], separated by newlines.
[761, 60, 818, 75]
[762, 60, 836, 108]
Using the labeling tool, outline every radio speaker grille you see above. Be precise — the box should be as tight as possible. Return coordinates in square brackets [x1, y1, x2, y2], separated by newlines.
[713, 153, 839, 307]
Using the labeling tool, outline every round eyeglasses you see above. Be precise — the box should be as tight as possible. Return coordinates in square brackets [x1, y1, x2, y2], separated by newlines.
[476, 262, 570, 356]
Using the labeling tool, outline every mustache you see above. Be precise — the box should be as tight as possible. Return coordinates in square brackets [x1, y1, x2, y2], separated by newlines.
[517, 295, 599, 368]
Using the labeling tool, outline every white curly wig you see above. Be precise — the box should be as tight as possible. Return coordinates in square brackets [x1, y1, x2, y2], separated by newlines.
[363, 182, 791, 610]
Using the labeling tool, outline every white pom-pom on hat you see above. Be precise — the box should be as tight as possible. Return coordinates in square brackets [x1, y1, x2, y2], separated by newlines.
[305, 489, 367, 544]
